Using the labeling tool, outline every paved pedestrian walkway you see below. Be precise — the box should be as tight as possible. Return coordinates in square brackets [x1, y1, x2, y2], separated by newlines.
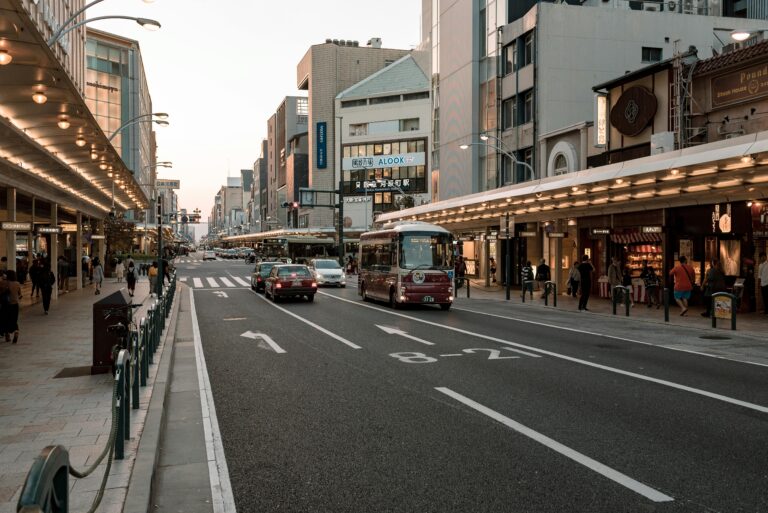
[0, 275, 176, 513]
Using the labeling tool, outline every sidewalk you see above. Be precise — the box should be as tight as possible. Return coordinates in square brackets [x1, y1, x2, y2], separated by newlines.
[0, 275, 176, 513]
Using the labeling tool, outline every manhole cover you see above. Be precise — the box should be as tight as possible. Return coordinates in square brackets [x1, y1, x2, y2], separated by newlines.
[699, 335, 732, 341]
[53, 366, 94, 379]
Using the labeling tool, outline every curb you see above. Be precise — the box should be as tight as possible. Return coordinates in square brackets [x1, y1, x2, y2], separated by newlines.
[122, 284, 184, 513]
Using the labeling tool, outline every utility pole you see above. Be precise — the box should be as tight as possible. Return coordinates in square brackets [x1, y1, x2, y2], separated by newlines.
[337, 116, 344, 266]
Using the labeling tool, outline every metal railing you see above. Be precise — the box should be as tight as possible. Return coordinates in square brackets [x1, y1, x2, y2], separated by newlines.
[612, 285, 632, 316]
[543, 281, 558, 307]
[17, 272, 177, 513]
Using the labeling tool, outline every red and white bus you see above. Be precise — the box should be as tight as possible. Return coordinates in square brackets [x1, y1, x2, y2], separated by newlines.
[358, 221, 454, 310]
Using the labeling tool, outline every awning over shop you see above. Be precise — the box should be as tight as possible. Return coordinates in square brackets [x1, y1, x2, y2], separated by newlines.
[610, 232, 662, 244]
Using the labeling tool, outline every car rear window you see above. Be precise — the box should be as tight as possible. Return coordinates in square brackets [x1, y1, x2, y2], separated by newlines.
[259, 263, 275, 273]
[278, 266, 311, 277]
[314, 260, 340, 269]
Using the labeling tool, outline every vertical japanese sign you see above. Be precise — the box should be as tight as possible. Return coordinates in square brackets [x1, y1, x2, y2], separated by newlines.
[317, 121, 327, 169]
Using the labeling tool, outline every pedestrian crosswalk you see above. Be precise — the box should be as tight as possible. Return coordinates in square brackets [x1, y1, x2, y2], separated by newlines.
[180, 275, 253, 289]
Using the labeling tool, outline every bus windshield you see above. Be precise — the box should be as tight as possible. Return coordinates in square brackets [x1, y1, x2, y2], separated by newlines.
[399, 233, 453, 270]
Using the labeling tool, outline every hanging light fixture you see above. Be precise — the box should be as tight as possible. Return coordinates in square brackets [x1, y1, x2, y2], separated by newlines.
[57, 115, 70, 129]
[75, 135, 87, 147]
[0, 49, 12, 66]
[99, 161, 109, 170]
[90, 150, 99, 160]
[32, 90, 48, 104]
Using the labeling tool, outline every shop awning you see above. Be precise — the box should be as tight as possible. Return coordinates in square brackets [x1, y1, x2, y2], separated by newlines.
[611, 232, 662, 244]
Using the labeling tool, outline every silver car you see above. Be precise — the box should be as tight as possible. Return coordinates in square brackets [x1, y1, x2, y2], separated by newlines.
[309, 258, 346, 287]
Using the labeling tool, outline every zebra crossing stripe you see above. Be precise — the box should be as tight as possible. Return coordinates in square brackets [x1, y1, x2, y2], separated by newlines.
[207, 277, 219, 287]
[220, 277, 235, 287]
[193, 277, 203, 288]
[180, 276, 188, 282]
[233, 277, 250, 287]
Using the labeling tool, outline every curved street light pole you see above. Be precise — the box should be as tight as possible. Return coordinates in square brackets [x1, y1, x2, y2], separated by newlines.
[108, 114, 169, 142]
[48, 15, 161, 46]
[460, 141, 535, 184]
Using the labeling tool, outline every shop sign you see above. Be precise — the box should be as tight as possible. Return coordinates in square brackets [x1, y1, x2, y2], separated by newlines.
[547, 232, 567, 238]
[37, 226, 62, 234]
[344, 196, 371, 203]
[642, 226, 662, 233]
[591, 228, 611, 235]
[316, 122, 327, 169]
[355, 178, 411, 192]
[90, 235, 106, 240]
[343, 153, 425, 170]
[519, 231, 537, 237]
[59, 224, 78, 233]
[712, 203, 732, 233]
[157, 179, 180, 190]
[712, 63, 768, 108]
[714, 295, 733, 320]
[1, 222, 32, 231]
[610, 86, 657, 137]
[459, 235, 474, 241]
[594, 94, 608, 147]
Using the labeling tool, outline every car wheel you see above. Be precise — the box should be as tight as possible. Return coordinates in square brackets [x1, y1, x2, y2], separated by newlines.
[307, 294, 315, 303]
[440, 303, 452, 311]
[340, 284, 346, 288]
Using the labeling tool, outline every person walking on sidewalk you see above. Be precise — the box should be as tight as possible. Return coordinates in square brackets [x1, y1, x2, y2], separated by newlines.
[577, 255, 595, 311]
[701, 259, 726, 318]
[81, 254, 90, 287]
[535, 259, 550, 297]
[521, 261, 535, 300]
[641, 265, 660, 308]
[454, 256, 467, 289]
[622, 266, 635, 307]
[669, 255, 695, 316]
[489, 257, 497, 283]
[115, 259, 125, 283]
[57, 256, 69, 292]
[29, 257, 42, 298]
[567, 261, 580, 298]
[92, 257, 104, 295]
[758, 252, 768, 315]
[126, 261, 138, 297]
[0, 270, 22, 343]
[148, 261, 159, 294]
[40, 265, 55, 315]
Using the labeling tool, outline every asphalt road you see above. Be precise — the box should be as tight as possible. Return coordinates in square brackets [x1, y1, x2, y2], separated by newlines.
[178, 255, 768, 513]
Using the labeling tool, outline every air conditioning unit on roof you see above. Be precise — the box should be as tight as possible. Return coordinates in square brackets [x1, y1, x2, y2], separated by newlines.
[644, 2, 660, 10]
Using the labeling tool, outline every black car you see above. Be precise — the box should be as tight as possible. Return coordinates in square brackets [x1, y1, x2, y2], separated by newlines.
[250, 261, 281, 292]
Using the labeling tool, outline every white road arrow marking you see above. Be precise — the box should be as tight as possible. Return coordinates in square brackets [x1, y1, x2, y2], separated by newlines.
[376, 325, 435, 346]
[213, 291, 228, 298]
[241, 331, 286, 354]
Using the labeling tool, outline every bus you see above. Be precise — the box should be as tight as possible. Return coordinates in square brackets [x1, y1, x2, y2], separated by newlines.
[358, 221, 454, 310]
[260, 236, 336, 264]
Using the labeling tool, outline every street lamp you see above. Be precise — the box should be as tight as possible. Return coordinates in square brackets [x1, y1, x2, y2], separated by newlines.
[459, 141, 535, 184]
[48, 0, 159, 46]
[108, 113, 169, 142]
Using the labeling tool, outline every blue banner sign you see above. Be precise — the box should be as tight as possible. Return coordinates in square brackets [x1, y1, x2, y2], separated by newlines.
[317, 122, 327, 169]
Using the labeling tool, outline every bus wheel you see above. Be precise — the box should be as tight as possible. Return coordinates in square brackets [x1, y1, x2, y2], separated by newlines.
[389, 290, 400, 310]
[440, 303, 452, 311]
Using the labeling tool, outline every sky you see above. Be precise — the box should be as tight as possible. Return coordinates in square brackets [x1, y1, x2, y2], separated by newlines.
[88, 0, 423, 239]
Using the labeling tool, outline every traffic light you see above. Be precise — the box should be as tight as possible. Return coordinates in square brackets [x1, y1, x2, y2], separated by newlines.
[281, 201, 289, 208]
[281, 201, 301, 209]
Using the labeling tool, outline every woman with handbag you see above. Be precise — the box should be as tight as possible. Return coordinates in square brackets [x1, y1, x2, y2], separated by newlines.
[701, 260, 726, 318]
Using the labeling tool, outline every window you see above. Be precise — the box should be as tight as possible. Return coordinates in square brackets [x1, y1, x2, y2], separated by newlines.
[479, 5, 487, 57]
[523, 90, 533, 124]
[403, 92, 429, 101]
[502, 98, 516, 129]
[642, 47, 662, 63]
[341, 99, 367, 108]
[296, 97, 308, 115]
[349, 123, 368, 136]
[522, 32, 534, 67]
[399, 118, 420, 131]
[502, 42, 516, 75]
[370, 95, 400, 105]
[554, 154, 568, 175]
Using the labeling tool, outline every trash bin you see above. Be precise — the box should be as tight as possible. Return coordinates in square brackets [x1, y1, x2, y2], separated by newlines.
[92, 289, 133, 374]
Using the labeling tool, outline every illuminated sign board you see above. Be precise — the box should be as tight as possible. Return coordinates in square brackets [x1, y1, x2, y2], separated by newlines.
[60, 224, 78, 233]
[37, 226, 62, 234]
[317, 122, 327, 169]
[1, 222, 32, 231]
[594, 94, 608, 147]
[157, 179, 180, 190]
[642, 226, 662, 233]
[343, 153, 425, 170]
[591, 228, 611, 235]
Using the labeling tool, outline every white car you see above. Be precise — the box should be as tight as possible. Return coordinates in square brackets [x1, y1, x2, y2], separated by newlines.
[203, 250, 216, 261]
[309, 258, 346, 287]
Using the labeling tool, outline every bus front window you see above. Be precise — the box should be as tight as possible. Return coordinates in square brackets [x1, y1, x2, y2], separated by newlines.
[400, 234, 453, 270]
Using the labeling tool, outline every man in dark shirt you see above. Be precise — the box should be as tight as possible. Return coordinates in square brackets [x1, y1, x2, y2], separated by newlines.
[577, 255, 595, 311]
[536, 258, 551, 298]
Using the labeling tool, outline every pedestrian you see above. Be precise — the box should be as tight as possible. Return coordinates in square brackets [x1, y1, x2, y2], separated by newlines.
[0, 270, 22, 343]
[17, 256, 28, 285]
[57, 256, 68, 292]
[489, 257, 497, 283]
[622, 266, 635, 307]
[81, 254, 90, 287]
[454, 255, 467, 289]
[148, 261, 159, 294]
[577, 254, 595, 311]
[92, 257, 104, 295]
[0, 256, 7, 273]
[40, 265, 55, 315]
[115, 259, 125, 283]
[669, 255, 695, 316]
[521, 260, 534, 300]
[535, 258, 550, 297]
[126, 261, 137, 297]
[701, 259, 726, 318]
[567, 261, 580, 298]
[607, 256, 622, 294]
[29, 257, 42, 298]
[758, 252, 768, 315]
[641, 265, 660, 308]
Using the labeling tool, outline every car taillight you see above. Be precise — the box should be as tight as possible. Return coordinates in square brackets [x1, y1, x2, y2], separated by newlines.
[257, 276, 262, 282]
[311, 281, 317, 288]
[275, 283, 282, 289]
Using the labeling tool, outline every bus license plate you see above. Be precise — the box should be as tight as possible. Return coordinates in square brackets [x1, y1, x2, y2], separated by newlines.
[293, 280, 302, 286]
[423, 296, 434, 303]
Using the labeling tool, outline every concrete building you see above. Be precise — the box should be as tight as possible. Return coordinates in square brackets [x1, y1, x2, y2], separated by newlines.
[334, 54, 432, 232]
[250, 140, 268, 232]
[296, 38, 410, 228]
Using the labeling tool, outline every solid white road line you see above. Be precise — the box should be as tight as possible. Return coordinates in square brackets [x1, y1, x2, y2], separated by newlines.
[233, 277, 250, 287]
[189, 289, 237, 513]
[435, 387, 674, 503]
[320, 292, 768, 415]
[252, 291, 361, 349]
[193, 278, 204, 288]
[452, 306, 768, 369]
[219, 277, 235, 288]
[207, 277, 219, 288]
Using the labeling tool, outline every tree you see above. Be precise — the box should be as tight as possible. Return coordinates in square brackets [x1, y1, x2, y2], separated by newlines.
[104, 215, 136, 268]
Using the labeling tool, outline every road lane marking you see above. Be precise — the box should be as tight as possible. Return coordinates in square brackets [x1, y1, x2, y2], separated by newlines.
[320, 292, 768, 414]
[219, 277, 235, 288]
[252, 291, 361, 349]
[213, 291, 228, 298]
[440, 354, 463, 357]
[452, 306, 768, 369]
[376, 324, 435, 345]
[193, 277, 203, 288]
[223, 317, 246, 321]
[241, 331, 286, 353]
[435, 387, 674, 503]
[233, 277, 250, 287]
[179, 276, 188, 282]
[189, 289, 237, 513]
[207, 277, 219, 287]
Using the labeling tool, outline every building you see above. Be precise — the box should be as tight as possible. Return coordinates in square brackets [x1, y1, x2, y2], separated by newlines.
[296, 38, 410, 228]
[285, 132, 309, 229]
[334, 53, 432, 232]
[249, 140, 268, 233]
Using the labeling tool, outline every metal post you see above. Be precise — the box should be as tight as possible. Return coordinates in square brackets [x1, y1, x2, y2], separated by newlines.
[337, 116, 345, 267]
[663, 287, 670, 322]
[612, 286, 617, 315]
[157, 194, 164, 297]
[115, 350, 128, 460]
[505, 213, 511, 300]
[624, 286, 630, 317]
[132, 333, 139, 409]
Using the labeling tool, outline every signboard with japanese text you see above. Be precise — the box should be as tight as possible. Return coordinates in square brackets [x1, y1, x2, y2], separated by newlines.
[714, 295, 733, 320]
[1, 222, 32, 231]
[156, 179, 180, 190]
[354, 178, 411, 193]
[343, 153, 425, 170]
[317, 122, 327, 169]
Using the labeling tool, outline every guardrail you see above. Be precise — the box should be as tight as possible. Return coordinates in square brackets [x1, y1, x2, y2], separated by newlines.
[612, 285, 631, 316]
[17, 272, 177, 513]
[543, 281, 557, 307]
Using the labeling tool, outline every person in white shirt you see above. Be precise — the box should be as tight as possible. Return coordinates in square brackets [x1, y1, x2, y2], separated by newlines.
[758, 252, 768, 315]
